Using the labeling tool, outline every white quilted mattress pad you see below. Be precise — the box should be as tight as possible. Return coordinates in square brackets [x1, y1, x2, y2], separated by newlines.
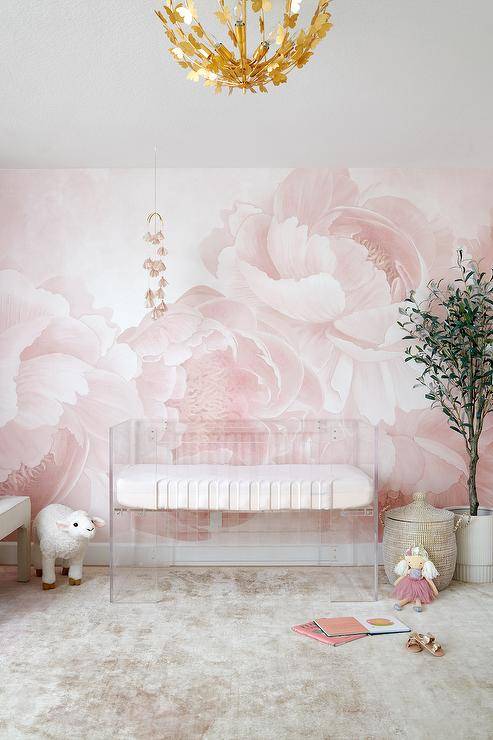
[115, 463, 373, 511]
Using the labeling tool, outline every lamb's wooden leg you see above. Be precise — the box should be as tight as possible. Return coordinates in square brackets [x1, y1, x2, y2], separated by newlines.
[68, 557, 83, 586]
[41, 553, 56, 590]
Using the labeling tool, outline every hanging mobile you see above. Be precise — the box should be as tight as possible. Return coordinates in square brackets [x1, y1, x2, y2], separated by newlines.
[143, 147, 168, 320]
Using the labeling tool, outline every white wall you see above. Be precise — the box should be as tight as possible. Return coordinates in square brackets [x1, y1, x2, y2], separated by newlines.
[1, 0, 492, 168]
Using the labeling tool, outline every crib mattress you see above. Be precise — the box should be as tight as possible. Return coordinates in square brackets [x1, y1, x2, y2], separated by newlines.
[115, 464, 373, 511]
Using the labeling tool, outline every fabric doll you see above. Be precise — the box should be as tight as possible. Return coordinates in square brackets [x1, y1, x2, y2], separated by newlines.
[393, 545, 439, 612]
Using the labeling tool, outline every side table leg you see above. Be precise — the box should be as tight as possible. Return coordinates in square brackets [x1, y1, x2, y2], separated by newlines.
[17, 505, 31, 582]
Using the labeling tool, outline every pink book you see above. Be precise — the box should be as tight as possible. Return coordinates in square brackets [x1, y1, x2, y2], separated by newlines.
[292, 621, 366, 647]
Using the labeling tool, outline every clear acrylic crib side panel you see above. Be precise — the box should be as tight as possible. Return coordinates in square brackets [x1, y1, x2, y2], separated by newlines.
[109, 419, 378, 603]
[110, 418, 375, 465]
[110, 420, 161, 603]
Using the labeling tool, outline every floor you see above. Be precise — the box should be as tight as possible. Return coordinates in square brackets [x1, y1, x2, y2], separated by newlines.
[0, 566, 492, 740]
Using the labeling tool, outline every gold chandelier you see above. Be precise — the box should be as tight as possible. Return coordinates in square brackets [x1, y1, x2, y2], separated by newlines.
[155, 1, 333, 94]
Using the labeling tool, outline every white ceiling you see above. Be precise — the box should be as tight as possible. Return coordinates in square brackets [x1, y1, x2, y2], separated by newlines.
[1, 0, 492, 168]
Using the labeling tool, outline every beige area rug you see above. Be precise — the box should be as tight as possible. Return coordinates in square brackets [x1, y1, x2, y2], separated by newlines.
[1, 566, 492, 740]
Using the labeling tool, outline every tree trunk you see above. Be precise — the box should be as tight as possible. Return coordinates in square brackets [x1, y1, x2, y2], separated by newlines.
[468, 443, 479, 516]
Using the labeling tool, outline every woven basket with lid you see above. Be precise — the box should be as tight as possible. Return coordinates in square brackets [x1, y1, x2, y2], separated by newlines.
[382, 491, 456, 591]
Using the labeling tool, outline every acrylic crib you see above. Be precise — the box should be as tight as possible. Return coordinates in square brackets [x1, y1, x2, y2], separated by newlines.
[109, 419, 379, 603]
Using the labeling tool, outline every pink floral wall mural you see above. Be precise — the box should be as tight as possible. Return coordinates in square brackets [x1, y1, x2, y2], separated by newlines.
[1, 168, 492, 539]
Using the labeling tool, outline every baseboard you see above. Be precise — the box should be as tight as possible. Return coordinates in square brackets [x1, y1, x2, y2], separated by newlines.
[0, 541, 111, 566]
[0, 541, 384, 567]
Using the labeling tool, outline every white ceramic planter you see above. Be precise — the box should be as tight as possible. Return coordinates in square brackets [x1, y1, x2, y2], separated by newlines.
[449, 507, 493, 583]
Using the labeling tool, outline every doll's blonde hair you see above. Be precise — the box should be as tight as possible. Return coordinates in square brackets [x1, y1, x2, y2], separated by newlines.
[394, 545, 439, 579]
[394, 559, 409, 576]
[422, 560, 439, 579]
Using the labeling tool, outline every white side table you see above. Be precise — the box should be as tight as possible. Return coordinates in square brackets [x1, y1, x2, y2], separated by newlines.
[0, 496, 31, 582]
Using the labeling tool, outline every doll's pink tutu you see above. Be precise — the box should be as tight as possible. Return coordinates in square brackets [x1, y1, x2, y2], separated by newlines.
[393, 575, 435, 603]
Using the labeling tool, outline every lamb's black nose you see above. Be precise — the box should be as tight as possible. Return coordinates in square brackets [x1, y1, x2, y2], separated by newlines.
[86, 527, 95, 531]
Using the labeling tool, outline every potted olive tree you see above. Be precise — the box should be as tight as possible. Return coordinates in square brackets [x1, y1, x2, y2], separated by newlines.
[399, 249, 493, 583]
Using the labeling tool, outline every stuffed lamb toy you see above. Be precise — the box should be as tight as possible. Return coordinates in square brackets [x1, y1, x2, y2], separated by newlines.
[33, 504, 105, 590]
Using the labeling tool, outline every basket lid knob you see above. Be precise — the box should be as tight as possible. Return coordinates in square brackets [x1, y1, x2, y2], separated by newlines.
[413, 491, 427, 503]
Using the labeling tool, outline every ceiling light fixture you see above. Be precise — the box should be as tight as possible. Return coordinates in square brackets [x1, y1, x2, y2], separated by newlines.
[155, 1, 333, 94]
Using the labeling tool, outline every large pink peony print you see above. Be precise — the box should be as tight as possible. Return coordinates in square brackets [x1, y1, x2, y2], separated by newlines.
[120, 285, 322, 425]
[1, 167, 492, 532]
[0, 269, 143, 521]
[200, 169, 457, 426]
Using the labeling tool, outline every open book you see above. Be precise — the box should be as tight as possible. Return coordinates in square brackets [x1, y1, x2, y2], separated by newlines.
[313, 616, 410, 638]
[292, 621, 366, 647]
